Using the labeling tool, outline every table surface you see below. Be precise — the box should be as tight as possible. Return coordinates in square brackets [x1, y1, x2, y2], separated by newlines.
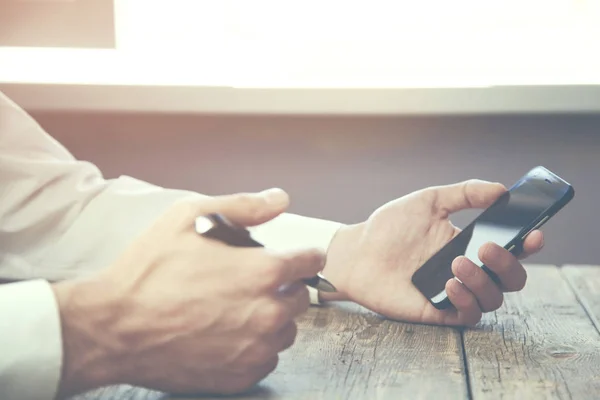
[73, 264, 600, 400]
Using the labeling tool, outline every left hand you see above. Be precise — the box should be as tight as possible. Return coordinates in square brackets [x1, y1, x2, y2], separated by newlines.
[320, 179, 544, 326]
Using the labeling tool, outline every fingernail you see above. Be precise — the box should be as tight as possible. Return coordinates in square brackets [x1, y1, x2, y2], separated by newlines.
[261, 188, 288, 207]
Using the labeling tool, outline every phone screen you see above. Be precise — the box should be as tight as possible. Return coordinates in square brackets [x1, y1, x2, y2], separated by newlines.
[412, 170, 571, 307]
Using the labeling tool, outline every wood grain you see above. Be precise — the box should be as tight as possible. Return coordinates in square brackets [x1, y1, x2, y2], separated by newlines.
[463, 264, 600, 399]
[74, 385, 165, 400]
[562, 265, 600, 333]
[73, 302, 467, 400]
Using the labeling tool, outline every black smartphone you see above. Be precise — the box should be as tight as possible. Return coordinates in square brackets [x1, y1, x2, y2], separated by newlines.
[411, 166, 574, 310]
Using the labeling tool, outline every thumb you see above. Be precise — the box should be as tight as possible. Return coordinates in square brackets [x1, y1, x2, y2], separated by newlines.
[430, 179, 506, 217]
[198, 188, 290, 227]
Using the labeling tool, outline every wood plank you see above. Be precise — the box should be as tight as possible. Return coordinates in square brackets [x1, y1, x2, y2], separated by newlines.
[562, 265, 600, 333]
[73, 385, 164, 400]
[73, 302, 467, 400]
[463, 264, 600, 399]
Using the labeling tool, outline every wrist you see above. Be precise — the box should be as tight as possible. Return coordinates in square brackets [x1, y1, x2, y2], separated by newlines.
[52, 274, 126, 398]
[319, 222, 365, 303]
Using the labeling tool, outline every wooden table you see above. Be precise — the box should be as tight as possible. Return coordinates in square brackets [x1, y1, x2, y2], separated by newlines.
[75, 265, 600, 400]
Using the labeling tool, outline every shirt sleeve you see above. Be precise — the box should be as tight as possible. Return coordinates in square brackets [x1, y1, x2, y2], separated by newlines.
[0, 280, 62, 400]
[0, 91, 342, 399]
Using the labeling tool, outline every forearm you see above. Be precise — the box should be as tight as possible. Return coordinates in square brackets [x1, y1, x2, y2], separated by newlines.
[1, 89, 347, 308]
[1, 91, 344, 288]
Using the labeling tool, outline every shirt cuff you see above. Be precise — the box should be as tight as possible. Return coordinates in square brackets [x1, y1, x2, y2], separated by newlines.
[248, 212, 342, 305]
[0, 280, 62, 400]
[307, 286, 321, 305]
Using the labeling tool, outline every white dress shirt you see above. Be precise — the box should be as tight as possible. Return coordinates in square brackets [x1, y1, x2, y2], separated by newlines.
[0, 91, 342, 400]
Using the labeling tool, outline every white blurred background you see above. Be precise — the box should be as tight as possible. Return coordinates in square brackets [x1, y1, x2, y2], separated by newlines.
[1, 0, 599, 87]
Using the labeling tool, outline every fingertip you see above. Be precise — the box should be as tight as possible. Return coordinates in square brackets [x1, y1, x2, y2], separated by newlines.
[260, 188, 290, 209]
[451, 256, 470, 277]
[451, 257, 460, 274]
[202, 189, 291, 228]
[474, 180, 505, 192]
[478, 241, 500, 264]
[276, 247, 328, 284]
[295, 246, 326, 264]
[451, 255, 466, 269]
[445, 278, 465, 302]
[494, 182, 508, 191]
[446, 279, 482, 325]
[446, 280, 468, 311]
[523, 229, 544, 253]
[306, 247, 327, 272]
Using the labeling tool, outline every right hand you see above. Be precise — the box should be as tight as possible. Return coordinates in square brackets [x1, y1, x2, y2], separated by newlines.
[53, 189, 325, 397]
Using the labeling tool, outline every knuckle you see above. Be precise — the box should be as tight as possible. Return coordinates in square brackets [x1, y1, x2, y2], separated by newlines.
[297, 284, 310, 301]
[248, 341, 275, 365]
[421, 189, 438, 208]
[302, 248, 326, 271]
[256, 303, 288, 333]
[281, 322, 298, 350]
[293, 286, 311, 313]
[463, 179, 478, 197]
[176, 198, 198, 219]
[166, 199, 198, 227]
[258, 255, 286, 287]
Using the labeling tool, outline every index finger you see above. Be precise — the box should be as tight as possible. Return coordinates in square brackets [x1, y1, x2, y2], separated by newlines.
[196, 188, 290, 227]
[259, 248, 327, 291]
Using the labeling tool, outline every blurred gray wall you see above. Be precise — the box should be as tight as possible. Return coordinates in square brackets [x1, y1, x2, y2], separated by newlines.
[31, 111, 600, 266]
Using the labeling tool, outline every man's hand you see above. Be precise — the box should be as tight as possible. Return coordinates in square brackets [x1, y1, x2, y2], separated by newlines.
[321, 180, 544, 326]
[52, 189, 325, 398]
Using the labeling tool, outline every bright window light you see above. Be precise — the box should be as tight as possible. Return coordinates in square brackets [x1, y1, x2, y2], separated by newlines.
[0, 0, 599, 87]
